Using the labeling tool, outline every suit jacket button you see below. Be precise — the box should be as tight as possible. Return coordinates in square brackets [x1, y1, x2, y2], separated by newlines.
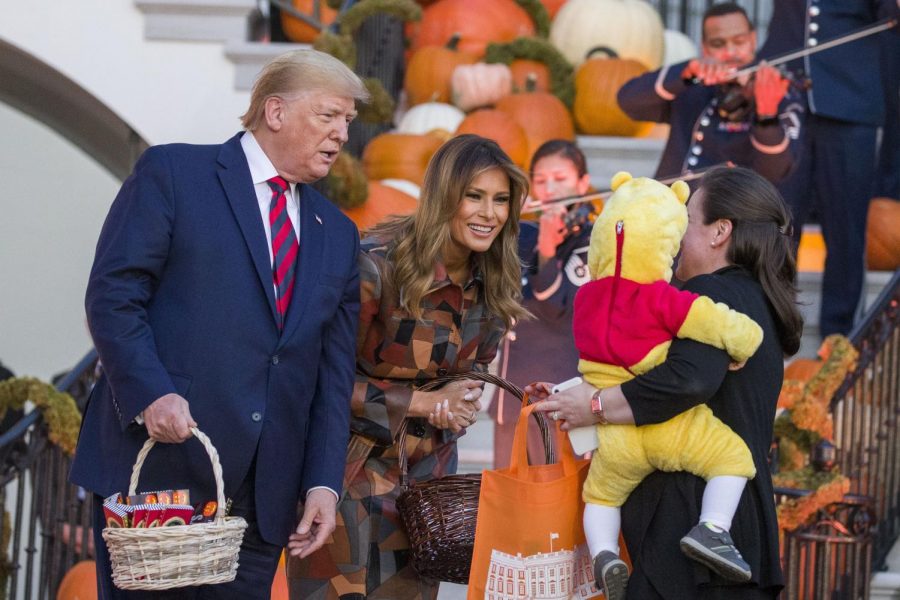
[437, 368, 449, 376]
[251, 411, 262, 422]
[271, 355, 280, 365]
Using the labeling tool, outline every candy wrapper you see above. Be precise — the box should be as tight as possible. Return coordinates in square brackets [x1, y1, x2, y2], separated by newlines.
[102, 493, 135, 528]
[126, 489, 190, 506]
[132, 503, 195, 527]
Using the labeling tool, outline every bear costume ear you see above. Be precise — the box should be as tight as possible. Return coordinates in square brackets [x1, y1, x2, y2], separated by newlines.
[611, 171, 632, 191]
[671, 180, 690, 205]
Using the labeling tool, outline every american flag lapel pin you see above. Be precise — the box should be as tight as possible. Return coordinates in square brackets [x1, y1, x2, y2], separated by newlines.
[315, 213, 323, 225]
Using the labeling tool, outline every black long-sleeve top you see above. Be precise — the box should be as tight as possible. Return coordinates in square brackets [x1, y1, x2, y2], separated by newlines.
[620, 265, 786, 598]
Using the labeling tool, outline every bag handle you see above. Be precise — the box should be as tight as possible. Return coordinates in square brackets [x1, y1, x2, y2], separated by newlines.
[128, 427, 227, 522]
[508, 403, 580, 480]
[398, 372, 554, 489]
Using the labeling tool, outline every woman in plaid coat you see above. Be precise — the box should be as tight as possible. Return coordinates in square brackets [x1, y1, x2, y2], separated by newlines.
[287, 134, 531, 599]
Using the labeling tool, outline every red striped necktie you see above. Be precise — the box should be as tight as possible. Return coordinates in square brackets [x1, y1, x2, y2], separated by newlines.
[267, 176, 299, 330]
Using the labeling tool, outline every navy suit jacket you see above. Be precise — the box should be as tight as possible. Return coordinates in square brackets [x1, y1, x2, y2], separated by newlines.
[70, 132, 360, 545]
[760, 0, 900, 127]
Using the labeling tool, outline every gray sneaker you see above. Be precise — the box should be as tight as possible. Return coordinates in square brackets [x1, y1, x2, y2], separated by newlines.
[592, 550, 629, 600]
[680, 522, 752, 582]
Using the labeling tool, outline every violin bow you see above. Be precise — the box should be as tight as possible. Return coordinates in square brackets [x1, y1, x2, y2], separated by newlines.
[732, 17, 898, 80]
[521, 163, 732, 215]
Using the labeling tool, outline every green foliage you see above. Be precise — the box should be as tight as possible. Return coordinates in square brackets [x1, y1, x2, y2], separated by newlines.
[337, 0, 422, 35]
[359, 78, 396, 124]
[773, 466, 843, 492]
[0, 377, 81, 456]
[325, 152, 369, 209]
[485, 37, 575, 108]
[513, 0, 551, 38]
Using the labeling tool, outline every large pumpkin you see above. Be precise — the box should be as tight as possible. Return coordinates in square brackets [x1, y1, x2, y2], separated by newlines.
[408, 0, 536, 59]
[573, 48, 654, 136]
[57, 560, 98, 600]
[281, 0, 339, 43]
[404, 34, 478, 106]
[455, 109, 529, 167]
[550, 0, 664, 69]
[866, 197, 900, 271]
[495, 76, 575, 166]
[342, 181, 419, 231]
[362, 132, 444, 185]
[397, 101, 466, 135]
[451, 63, 514, 111]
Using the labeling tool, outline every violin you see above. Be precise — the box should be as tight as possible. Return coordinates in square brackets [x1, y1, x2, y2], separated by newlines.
[715, 68, 810, 122]
[714, 17, 897, 122]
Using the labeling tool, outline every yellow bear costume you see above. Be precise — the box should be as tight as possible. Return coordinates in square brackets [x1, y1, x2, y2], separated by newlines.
[575, 173, 761, 508]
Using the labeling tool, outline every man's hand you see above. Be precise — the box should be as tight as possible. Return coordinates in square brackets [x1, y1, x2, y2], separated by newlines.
[752, 64, 789, 118]
[142, 393, 196, 443]
[682, 58, 736, 86]
[287, 489, 337, 558]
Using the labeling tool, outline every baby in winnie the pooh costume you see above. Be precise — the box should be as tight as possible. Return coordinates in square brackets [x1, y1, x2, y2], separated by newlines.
[572, 173, 762, 600]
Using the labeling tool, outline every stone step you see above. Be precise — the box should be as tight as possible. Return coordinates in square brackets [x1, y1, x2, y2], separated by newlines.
[135, 0, 257, 42]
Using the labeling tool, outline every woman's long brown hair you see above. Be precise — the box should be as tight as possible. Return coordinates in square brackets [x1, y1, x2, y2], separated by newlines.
[366, 134, 531, 331]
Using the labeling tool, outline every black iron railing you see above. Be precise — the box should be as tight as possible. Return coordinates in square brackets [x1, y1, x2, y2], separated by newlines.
[832, 270, 900, 569]
[0, 350, 98, 600]
[775, 270, 900, 599]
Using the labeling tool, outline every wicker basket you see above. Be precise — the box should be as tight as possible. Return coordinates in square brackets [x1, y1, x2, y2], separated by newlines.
[395, 373, 553, 584]
[102, 427, 248, 590]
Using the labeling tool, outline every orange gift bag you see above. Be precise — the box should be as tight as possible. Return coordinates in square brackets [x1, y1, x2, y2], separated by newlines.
[467, 401, 601, 600]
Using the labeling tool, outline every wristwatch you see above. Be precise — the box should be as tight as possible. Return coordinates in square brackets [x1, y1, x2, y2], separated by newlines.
[591, 388, 608, 425]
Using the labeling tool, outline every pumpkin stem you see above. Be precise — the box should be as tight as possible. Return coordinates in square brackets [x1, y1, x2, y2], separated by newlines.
[584, 46, 619, 61]
[525, 73, 537, 93]
[447, 32, 462, 51]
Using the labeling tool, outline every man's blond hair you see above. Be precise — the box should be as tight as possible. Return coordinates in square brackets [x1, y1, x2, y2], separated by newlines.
[241, 50, 370, 131]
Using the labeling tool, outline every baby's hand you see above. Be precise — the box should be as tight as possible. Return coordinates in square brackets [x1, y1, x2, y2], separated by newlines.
[728, 360, 747, 371]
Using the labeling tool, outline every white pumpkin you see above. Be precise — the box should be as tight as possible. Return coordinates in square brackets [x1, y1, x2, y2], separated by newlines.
[663, 29, 697, 65]
[396, 102, 466, 136]
[450, 63, 514, 112]
[549, 0, 664, 69]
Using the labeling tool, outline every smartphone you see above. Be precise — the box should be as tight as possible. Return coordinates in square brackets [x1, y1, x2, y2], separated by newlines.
[551, 377, 599, 454]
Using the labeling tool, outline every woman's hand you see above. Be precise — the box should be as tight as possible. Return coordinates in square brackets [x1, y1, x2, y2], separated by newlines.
[528, 381, 601, 430]
[411, 379, 484, 431]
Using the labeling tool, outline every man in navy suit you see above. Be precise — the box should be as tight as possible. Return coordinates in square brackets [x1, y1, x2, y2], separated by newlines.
[70, 49, 368, 598]
[760, 0, 900, 336]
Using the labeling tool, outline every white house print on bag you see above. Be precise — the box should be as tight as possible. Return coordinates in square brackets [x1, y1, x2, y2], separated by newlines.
[484, 534, 597, 600]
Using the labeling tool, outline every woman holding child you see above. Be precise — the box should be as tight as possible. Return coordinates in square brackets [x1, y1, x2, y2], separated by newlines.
[533, 166, 803, 599]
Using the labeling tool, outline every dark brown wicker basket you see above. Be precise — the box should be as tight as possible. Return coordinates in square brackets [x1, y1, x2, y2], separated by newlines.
[395, 372, 554, 584]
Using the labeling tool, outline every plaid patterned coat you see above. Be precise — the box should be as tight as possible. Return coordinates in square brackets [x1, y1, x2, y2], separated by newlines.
[288, 236, 506, 599]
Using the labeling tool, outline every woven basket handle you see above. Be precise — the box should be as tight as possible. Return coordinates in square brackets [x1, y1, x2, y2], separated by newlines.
[397, 372, 554, 488]
[128, 427, 226, 521]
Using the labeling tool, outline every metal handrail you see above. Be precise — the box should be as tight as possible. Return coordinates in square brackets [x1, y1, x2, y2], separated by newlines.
[0, 349, 97, 451]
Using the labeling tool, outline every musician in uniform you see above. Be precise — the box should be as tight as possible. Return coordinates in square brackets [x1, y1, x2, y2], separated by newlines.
[760, 0, 900, 336]
[617, 2, 803, 183]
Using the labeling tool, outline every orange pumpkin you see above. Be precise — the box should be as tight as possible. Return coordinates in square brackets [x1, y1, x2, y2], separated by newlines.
[509, 59, 551, 93]
[866, 197, 900, 271]
[784, 358, 822, 383]
[280, 0, 339, 43]
[362, 133, 444, 185]
[408, 0, 536, 59]
[495, 76, 575, 166]
[573, 48, 654, 136]
[57, 561, 97, 600]
[342, 182, 419, 231]
[404, 34, 478, 106]
[455, 109, 529, 167]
